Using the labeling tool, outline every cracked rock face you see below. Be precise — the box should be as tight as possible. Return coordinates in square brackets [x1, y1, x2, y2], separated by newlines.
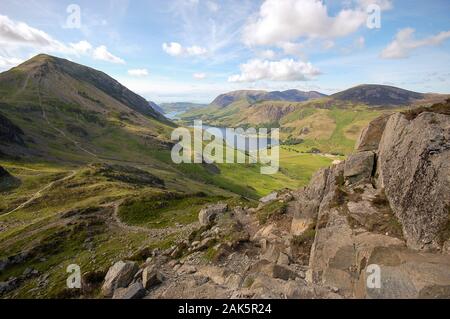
[377, 112, 450, 250]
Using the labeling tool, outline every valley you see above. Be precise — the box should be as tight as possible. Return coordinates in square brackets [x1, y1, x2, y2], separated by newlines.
[0, 54, 449, 299]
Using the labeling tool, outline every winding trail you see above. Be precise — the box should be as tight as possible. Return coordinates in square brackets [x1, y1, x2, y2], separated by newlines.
[106, 201, 199, 240]
[2, 170, 78, 217]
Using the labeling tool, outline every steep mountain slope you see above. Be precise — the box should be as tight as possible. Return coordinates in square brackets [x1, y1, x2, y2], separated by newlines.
[0, 54, 174, 162]
[210, 89, 326, 108]
[148, 101, 164, 115]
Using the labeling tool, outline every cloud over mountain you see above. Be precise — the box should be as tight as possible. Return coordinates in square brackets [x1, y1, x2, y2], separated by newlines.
[228, 58, 320, 83]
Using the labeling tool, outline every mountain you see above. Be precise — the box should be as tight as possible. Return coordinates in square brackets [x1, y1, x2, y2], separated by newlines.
[0, 54, 174, 160]
[148, 101, 164, 115]
[179, 84, 449, 154]
[1, 54, 166, 120]
[330, 84, 426, 106]
[210, 89, 327, 108]
[160, 102, 209, 114]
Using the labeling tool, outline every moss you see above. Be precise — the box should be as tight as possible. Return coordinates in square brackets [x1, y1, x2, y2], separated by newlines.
[291, 228, 316, 246]
[402, 99, 450, 120]
[243, 276, 255, 288]
[256, 201, 288, 225]
[203, 246, 219, 262]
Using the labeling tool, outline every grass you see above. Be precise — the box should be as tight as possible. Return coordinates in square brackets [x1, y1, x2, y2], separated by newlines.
[118, 193, 227, 228]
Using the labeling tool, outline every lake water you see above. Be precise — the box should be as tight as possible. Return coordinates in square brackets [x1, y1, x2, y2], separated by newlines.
[201, 124, 279, 152]
[164, 111, 182, 119]
[165, 111, 279, 152]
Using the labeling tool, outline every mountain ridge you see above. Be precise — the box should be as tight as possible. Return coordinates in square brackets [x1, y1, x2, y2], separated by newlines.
[210, 89, 327, 108]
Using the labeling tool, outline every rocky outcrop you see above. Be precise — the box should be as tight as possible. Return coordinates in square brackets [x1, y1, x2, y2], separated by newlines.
[344, 151, 375, 183]
[355, 114, 390, 151]
[0, 113, 25, 146]
[377, 112, 450, 250]
[291, 106, 450, 298]
[101, 261, 138, 297]
[198, 203, 228, 226]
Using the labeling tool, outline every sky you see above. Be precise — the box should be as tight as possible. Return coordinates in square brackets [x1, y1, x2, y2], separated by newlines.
[0, 0, 449, 103]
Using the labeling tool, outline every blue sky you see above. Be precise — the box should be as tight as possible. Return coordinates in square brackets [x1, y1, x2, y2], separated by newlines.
[0, 0, 449, 103]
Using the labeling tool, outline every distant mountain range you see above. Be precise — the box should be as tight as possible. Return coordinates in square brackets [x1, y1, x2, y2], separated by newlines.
[208, 84, 445, 108]
[211, 89, 327, 108]
[160, 102, 209, 114]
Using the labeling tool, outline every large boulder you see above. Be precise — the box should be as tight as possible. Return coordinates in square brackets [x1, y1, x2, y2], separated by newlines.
[344, 151, 375, 184]
[142, 265, 164, 289]
[101, 261, 138, 297]
[354, 246, 450, 299]
[112, 282, 146, 299]
[355, 114, 391, 151]
[291, 168, 329, 236]
[377, 112, 450, 250]
[198, 203, 228, 226]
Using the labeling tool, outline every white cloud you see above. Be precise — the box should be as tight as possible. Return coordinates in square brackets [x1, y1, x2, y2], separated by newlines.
[162, 42, 184, 56]
[162, 42, 207, 57]
[381, 28, 450, 59]
[0, 56, 24, 69]
[0, 14, 68, 52]
[242, 0, 370, 47]
[70, 40, 93, 55]
[280, 42, 305, 56]
[186, 45, 207, 55]
[0, 15, 125, 64]
[258, 49, 277, 59]
[193, 72, 206, 80]
[128, 68, 149, 77]
[93, 45, 125, 64]
[228, 58, 320, 82]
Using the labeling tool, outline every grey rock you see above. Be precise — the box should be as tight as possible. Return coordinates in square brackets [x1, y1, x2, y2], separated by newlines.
[344, 151, 375, 183]
[259, 192, 278, 204]
[355, 114, 391, 151]
[101, 261, 138, 297]
[198, 203, 228, 226]
[262, 263, 298, 281]
[142, 265, 164, 289]
[112, 282, 146, 299]
[377, 112, 450, 250]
